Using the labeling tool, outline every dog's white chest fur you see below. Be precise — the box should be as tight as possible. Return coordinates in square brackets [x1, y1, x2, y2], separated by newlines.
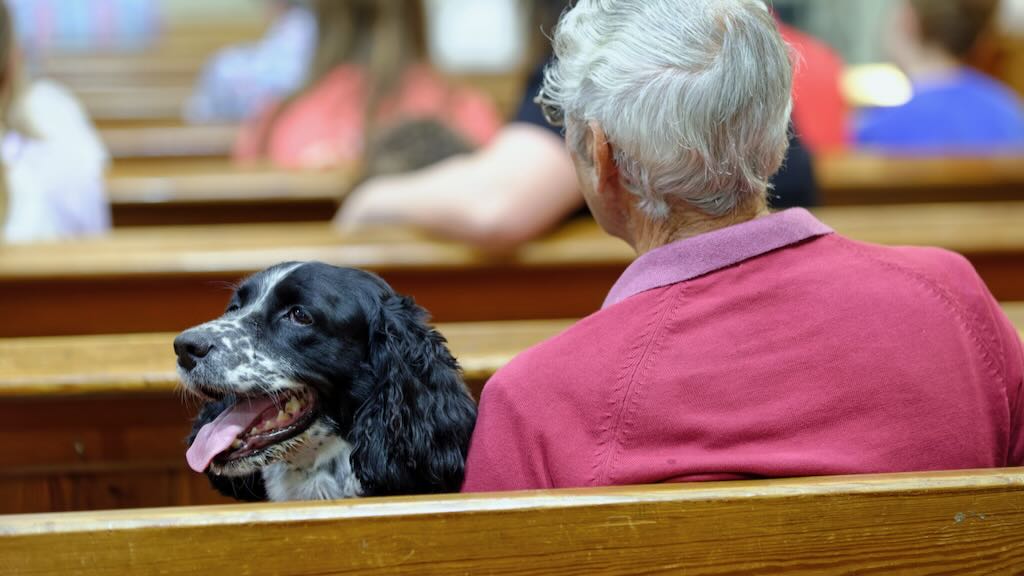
[262, 431, 363, 502]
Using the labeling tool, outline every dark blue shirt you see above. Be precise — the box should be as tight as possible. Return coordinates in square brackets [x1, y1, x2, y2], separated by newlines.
[856, 69, 1024, 153]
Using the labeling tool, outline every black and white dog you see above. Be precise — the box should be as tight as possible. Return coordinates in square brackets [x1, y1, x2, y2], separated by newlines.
[174, 262, 477, 502]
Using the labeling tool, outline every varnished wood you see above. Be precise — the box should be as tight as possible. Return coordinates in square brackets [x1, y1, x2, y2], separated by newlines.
[817, 154, 1024, 205]
[1, 308, 1020, 400]
[1005, 302, 1024, 331]
[1, 203, 1023, 336]
[0, 320, 572, 513]
[106, 161, 353, 225]
[2, 304, 1019, 515]
[104, 154, 1024, 226]
[0, 319, 574, 399]
[2, 469, 1023, 575]
[101, 125, 238, 161]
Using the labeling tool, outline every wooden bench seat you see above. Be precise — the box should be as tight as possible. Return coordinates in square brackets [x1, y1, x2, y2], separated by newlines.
[3, 468, 1023, 575]
[106, 160, 352, 225]
[1, 202, 1023, 337]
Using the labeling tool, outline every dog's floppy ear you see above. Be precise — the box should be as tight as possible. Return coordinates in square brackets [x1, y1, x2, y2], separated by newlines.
[187, 398, 267, 502]
[349, 294, 477, 495]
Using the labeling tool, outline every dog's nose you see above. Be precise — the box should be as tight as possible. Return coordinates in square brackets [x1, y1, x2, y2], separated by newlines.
[174, 332, 215, 370]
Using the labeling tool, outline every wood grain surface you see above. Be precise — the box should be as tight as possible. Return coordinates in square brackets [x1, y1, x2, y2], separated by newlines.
[1, 203, 1023, 336]
[106, 160, 353, 225]
[2, 468, 1022, 575]
[817, 154, 1024, 205]
[0, 320, 572, 513]
[0, 319, 575, 399]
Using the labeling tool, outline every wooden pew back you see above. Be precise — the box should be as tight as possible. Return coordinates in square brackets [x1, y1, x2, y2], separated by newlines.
[1, 308, 1020, 515]
[817, 154, 1024, 205]
[0, 320, 573, 513]
[2, 202, 1024, 337]
[3, 469, 1022, 575]
[102, 154, 1024, 226]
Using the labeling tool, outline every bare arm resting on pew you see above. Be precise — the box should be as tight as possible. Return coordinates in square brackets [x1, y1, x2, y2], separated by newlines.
[334, 124, 583, 251]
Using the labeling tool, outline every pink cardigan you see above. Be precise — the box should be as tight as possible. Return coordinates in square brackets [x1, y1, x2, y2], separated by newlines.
[234, 64, 502, 169]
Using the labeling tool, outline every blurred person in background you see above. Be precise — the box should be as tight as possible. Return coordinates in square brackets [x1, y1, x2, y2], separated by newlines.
[857, 0, 1024, 153]
[186, 0, 315, 124]
[0, 0, 110, 243]
[335, 0, 826, 250]
[233, 0, 501, 170]
[335, 0, 581, 249]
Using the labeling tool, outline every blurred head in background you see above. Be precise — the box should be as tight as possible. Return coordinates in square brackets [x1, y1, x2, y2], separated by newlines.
[236, 0, 501, 171]
[299, 0, 426, 124]
[539, 0, 792, 250]
[887, 0, 1000, 75]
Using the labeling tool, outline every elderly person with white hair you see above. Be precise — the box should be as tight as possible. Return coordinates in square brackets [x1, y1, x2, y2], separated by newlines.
[462, 0, 1024, 492]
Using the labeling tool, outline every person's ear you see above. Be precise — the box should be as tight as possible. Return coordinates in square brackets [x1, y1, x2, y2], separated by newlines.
[589, 121, 627, 201]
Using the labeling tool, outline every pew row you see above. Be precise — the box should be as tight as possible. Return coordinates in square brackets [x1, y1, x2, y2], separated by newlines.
[817, 154, 1024, 205]
[101, 125, 238, 162]
[102, 155, 1024, 227]
[106, 161, 353, 226]
[2, 308, 1021, 514]
[2, 307, 1021, 400]
[1, 202, 1022, 337]
[0, 319, 573, 400]
[0, 320, 571, 513]
[3, 469, 1023, 575]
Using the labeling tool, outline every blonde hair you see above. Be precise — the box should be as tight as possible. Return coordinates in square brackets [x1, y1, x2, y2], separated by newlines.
[259, 0, 426, 154]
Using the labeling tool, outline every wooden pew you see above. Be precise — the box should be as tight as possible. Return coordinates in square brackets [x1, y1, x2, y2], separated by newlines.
[106, 160, 353, 226]
[1, 202, 1023, 338]
[0, 320, 572, 513]
[2, 469, 1023, 575]
[2, 307, 1021, 514]
[102, 154, 1024, 226]
[101, 124, 238, 162]
[817, 154, 1024, 205]
[39, 24, 263, 126]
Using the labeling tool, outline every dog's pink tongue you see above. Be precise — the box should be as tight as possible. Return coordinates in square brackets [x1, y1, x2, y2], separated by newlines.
[186, 398, 276, 473]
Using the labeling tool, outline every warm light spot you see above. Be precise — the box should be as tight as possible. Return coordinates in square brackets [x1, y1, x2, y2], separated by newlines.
[842, 63, 913, 108]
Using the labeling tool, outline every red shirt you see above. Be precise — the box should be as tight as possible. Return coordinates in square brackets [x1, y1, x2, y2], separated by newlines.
[777, 21, 850, 152]
[234, 65, 501, 169]
[463, 209, 1024, 492]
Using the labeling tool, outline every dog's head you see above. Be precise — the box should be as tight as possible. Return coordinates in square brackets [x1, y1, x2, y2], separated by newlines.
[175, 262, 477, 496]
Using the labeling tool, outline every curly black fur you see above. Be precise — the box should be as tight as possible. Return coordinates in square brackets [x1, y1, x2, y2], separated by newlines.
[180, 262, 477, 501]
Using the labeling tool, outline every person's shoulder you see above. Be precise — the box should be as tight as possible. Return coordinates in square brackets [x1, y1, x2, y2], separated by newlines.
[22, 80, 88, 123]
[830, 235, 994, 311]
[18, 80, 108, 166]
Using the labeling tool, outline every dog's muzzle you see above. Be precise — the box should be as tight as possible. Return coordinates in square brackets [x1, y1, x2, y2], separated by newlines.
[174, 330, 215, 371]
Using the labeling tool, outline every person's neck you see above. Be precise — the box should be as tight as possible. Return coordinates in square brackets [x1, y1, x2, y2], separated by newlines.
[900, 45, 963, 82]
[626, 202, 769, 256]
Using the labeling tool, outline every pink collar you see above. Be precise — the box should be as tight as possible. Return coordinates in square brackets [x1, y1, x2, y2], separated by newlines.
[603, 209, 834, 308]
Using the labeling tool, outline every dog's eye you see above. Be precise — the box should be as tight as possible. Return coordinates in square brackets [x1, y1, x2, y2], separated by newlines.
[226, 304, 240, 313]
[287, 307, 313, 326]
